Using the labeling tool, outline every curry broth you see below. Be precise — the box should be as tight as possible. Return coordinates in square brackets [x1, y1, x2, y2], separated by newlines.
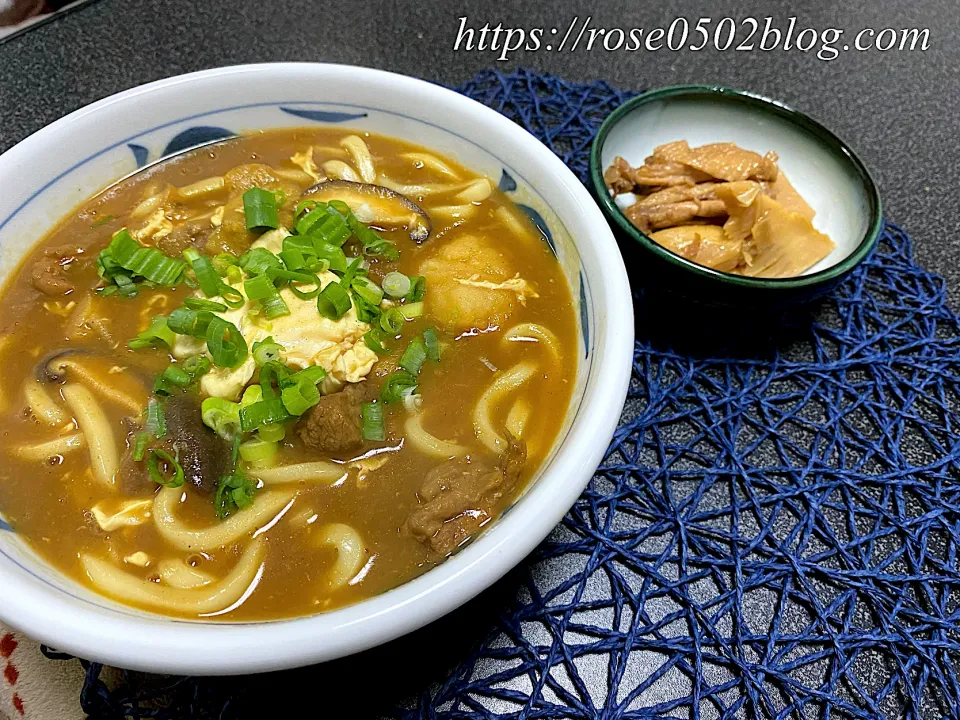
[0, 128, 577, 620]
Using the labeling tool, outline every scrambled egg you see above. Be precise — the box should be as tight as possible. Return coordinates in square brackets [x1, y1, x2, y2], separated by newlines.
[123, 552, 152, 567]
[290, 148, 322, 182]
[454, 273, 539, 306]
[173, 229, 377, 400]
[91, 498, 153, 532]
[134, 208, 173, 241]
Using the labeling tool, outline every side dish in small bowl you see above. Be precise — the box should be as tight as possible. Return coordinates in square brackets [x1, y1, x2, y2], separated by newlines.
[590, 86, 882, 307]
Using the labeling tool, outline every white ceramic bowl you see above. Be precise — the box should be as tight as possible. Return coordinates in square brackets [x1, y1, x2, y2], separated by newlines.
[0, 63, 633, 674]
[589, 86, 881, 306]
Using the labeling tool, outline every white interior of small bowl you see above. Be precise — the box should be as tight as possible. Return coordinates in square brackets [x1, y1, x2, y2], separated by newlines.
[600, 93, 874, 274]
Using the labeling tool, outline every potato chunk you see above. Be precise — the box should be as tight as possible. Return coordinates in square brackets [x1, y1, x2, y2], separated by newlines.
[420, 235, 522, 331]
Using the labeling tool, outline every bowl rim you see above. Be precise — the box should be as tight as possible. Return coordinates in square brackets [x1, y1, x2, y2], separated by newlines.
[0, 62, 634, 675]
[588, 84, 883, 290]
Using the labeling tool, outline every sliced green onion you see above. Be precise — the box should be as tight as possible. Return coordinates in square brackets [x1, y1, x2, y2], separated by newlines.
[100, 272, 139, 297]
[406, 275, 426, 302]
[326, 199, 351, 216]
[132, 432, 149, 462]
[219, 282, 244, 308]
[399, 302, 424, 320]
[96, 231, 136, 279]
[162, 364, 191, 387]
[280, 379, 321, 416]
[215, 471, 256, 519]
[279, 248, 307, 272]
[289, 273, 323, 300]
[352, 291, 381, 323]
[252, 337, 283, 366]
[257, 361, 290, 399]
[167, 307, 214, 338]
[268, 268, 314, 284]
[243, 187, 280, 230]
[258, 423, 286, 443]
[128, 315, 175, 350]
[182, 248, 221, 297]
[424, 327, 441, 361]
[382, 272, 412, 299]
[317, 281, 351, 320]
[294, 199, 319, 217]
[260, 293, 290, 319]
[287, 365, 327, 387]
[147, 448, 185, 488]
[310, 241, 348, 274]
[123, 246, 185, 285]
[282, 235, 315, 255]
[239, 438, 278, 468]
[399, 339, 428, 375]
[184, 297, 227, 312]
[154, 363, 192, 396]
[243, 274, 277, 300]
[225, 265, 243, 285]
[364, 328, 388, 354]
[183, 354, 211, 379]
[281, 234, 342, 273]
[339, 256, 364, 289]
[239, 397, 293, 432]
[243, 281, 289, 317]
[201, 397, 241, 440]
[211, 253, 239, 276]
[344, 212, 400, 261]
[352, 275, 384, 305]
[267, 268, 323, 300]
[241, 384, 263, 407]
[379, 307, 405, 335]
[297, 204, 351, 246]
[166, 306, 198, 336]
[381, 370, 418, 404]
[206, 316, 248, 367]
[144, 397, 166, 439]
[97, 229, 186, 288]
[295, 205, 328, 236]
[238, 247, 284, 277]
[360, 402, 385, 441]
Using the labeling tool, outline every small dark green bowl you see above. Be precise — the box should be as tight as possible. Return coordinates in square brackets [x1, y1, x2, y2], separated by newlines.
[589, 86, 882, 309]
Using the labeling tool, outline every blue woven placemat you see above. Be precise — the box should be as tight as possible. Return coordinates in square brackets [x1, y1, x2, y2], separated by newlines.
[45, 70, 960, 720]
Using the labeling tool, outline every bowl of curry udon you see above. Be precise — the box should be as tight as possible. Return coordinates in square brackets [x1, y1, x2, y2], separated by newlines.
[0, 64, 632, 673]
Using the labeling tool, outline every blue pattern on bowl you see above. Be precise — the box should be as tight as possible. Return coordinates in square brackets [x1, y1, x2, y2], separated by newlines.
[0, 517, 11, 533]
[498, 169, 518, 192]
[516, 204, 556, 256]
[579, 275, 590, 349]
[279, 107, 368, 123]
[127, 144, 149, 168]
[162, 126, 235, 159]
[496, 170, 557, 257]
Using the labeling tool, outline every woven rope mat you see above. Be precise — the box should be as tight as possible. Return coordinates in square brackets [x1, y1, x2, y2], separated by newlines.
[18, 69, 960, 720]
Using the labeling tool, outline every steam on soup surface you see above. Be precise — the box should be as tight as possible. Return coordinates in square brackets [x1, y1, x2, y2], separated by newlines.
[0, 129, 576, 620]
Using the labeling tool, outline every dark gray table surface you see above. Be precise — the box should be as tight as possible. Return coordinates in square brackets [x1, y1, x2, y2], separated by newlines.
[1, 0, 957, 302]
[0, 0, 957, 715]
